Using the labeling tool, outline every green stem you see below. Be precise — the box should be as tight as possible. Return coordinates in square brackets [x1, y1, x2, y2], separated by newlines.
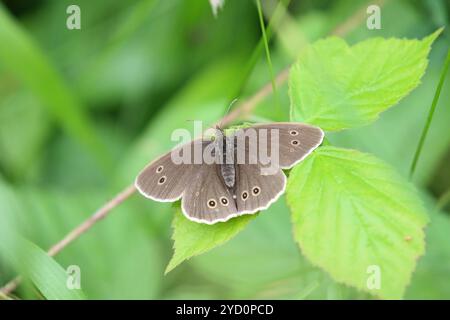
[225, 0, 290, 115]
[409, 49, 450, 178]
[437, 188, 450, 211]
[256, 0, 279, 109]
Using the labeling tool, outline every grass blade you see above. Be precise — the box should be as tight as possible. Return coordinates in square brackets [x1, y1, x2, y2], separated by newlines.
[18, 240, 86, 300]
[409, 48, 450, 178]
[226, 0, 289, 109]
[256, 0, 280, 109]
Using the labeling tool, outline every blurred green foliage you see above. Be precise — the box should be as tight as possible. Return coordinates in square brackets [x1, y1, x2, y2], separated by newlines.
[0, 0, 449, 299]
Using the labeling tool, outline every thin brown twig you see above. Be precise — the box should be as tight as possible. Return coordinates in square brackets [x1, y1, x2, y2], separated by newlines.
[0, 277, 21, 297]
[0, 184, 137, 296]
[0, 288, 14, 300]
[221, 68, 290, 126]
[0, 0, 379, 297]
[0, 67, 288, 295]
[0, 66, 280, 297]
[47, 184, 137, 257]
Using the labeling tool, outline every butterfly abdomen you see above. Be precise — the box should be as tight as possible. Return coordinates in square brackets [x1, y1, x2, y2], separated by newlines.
[220, 163, 235, 188]
[219, 135, 236, 189]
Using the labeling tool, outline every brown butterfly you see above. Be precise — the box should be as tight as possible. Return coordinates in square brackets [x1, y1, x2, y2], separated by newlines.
[135, 122, 323, 224]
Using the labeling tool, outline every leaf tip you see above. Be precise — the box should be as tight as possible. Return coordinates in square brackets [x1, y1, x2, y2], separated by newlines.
[424, 27, 444, 45]
[164, 256, 180, 275]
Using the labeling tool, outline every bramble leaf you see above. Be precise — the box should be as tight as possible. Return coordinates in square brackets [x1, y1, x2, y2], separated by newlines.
[166, 209, 256, 273]
[18, 240, 86, 300]
[286, 146, 428, 299]
[289, 29, 442, 131]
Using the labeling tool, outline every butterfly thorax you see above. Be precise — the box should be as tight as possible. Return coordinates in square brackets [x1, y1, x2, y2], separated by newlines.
[218, 130, 236, 189]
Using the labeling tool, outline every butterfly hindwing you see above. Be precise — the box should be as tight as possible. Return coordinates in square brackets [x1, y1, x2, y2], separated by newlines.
[181, 163, 238, 224]
[234, 162, 286, 214]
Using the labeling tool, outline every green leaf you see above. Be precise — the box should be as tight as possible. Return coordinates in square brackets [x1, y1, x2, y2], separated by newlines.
[165, 209, 256, 274]
[327, 44, 450, 187]
[289, 29, 442, 131]
[286, 146, 428, 299]
[0, 178, 85, 300]
[16, 240, 86, 300]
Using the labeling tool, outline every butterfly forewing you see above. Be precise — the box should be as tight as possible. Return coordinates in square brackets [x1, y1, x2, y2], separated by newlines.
[135, 139, 207, 202]
[242, 122, 324, 169]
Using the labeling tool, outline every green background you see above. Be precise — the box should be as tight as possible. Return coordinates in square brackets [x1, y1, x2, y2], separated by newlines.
[0, 0, 449, 299]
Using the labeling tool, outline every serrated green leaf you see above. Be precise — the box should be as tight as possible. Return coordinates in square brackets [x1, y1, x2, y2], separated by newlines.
[16, 240, 86, 300]
[286, 146, 428, 299]
[289, 29, 442, 131]
[165, 209, 256, 274]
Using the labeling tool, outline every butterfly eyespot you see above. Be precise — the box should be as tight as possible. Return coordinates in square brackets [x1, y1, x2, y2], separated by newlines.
[252, 187, 260, 196]
[291, 140, 299, 146]
[207, 199, 217, 208]
[156, 166, 164, 173]
[220, 197, 229, 206]
[289, 130, 299, 136]
[241, 191, 249, 200]
[158, 176, 166, 185]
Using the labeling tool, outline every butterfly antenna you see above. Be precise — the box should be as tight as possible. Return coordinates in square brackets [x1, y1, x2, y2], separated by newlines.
[218, 98, 238, 129]
[184, 119, 204, 139]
